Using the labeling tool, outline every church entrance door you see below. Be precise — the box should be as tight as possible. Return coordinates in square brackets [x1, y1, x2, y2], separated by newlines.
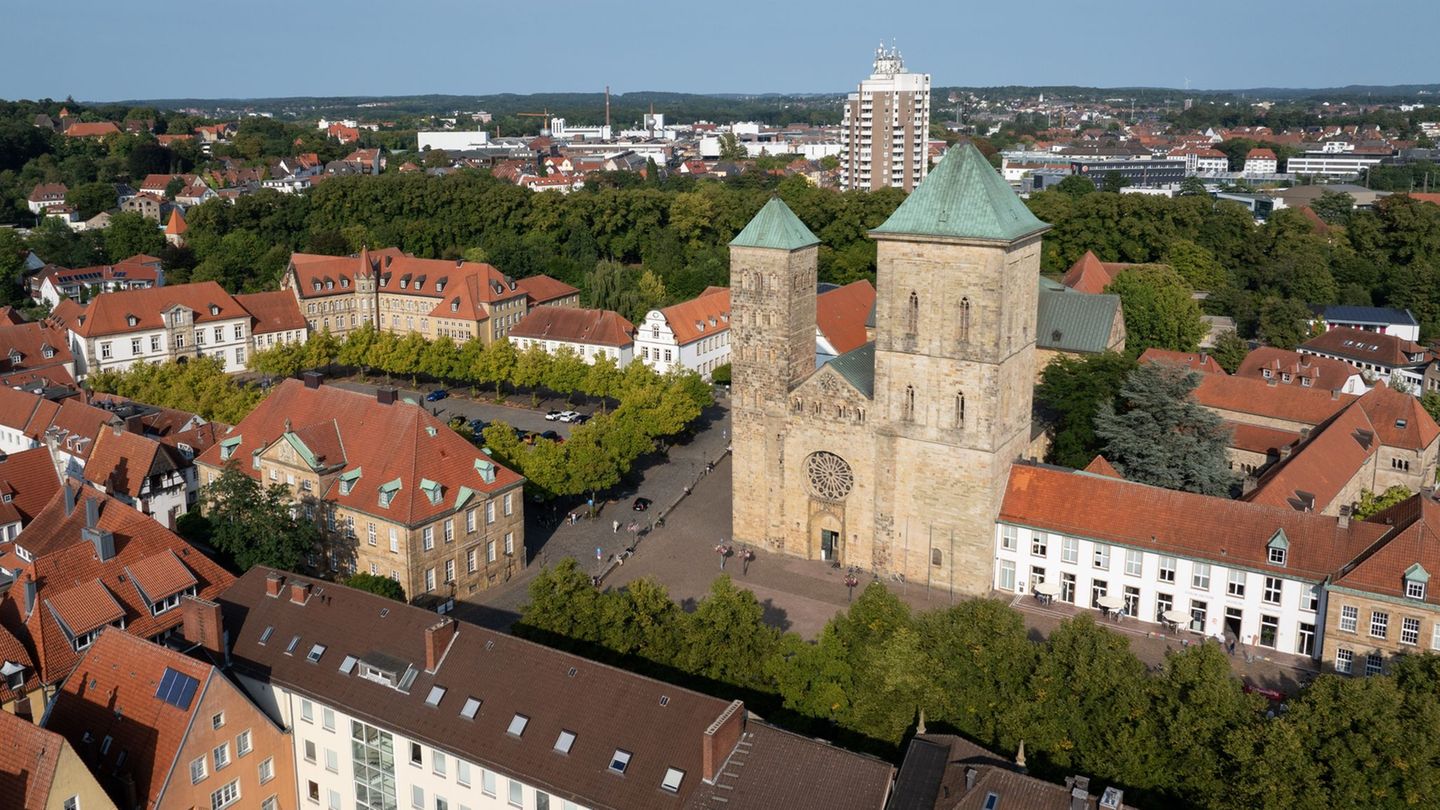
[820, 529, 839, 561]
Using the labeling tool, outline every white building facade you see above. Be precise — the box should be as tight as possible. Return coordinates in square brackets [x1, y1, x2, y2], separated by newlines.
[634, 290, 731, 379]
[993, 521, 1326, 659]
[72, 306, 251, 378]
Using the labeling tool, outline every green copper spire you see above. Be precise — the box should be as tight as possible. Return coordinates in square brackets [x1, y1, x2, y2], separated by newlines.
[729, 197, 820, 251]
[872, 143, 1048, 242]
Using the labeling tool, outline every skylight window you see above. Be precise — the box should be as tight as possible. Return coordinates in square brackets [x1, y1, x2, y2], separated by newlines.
[285, 635, 301, 655]
[507, 714, 529, 737]
[554, 730, 576, 754]
[426, 686, 447, 707]
[609, 749, 631, 774]
[661, 767, 684, 793]
[460, 697, 482, 720]
[307, 644, 327, 663]
[339, 656, 357, 675]
[259, 626, 274, 645]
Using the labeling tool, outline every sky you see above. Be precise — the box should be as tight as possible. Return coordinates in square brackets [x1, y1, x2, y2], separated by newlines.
[6, 0, 1437, 102]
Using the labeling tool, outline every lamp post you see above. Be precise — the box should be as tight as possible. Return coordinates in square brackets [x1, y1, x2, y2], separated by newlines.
[844, 573, 859, 602]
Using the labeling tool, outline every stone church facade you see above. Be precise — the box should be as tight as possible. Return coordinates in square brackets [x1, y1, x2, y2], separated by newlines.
[730, 144, 1050, 594]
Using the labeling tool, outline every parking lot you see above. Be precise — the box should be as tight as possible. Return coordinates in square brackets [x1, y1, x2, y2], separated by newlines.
[329, 379, 588, 438]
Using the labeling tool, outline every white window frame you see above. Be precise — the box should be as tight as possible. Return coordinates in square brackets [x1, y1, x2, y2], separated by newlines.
[1192, 563, 1211, 591]
[1339, 604, 1358, 633]
[1370, 610, 1389, 639]
[1060, 536, 1077, 564]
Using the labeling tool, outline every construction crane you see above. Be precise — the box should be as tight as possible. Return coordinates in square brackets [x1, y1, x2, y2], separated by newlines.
[517, 110, 554, 135]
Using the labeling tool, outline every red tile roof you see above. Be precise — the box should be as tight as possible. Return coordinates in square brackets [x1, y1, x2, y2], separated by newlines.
[234, 290, 307, 335]
[1354, 383, 1440, 451]
[45, 629, 216, 808]
[82, 428, 177, 498]
[0, 490, 233, 687]
[69, 282, 243, 338]
[0, 447, 61, 528]
[1246, 148, 1277, 159]
[1083, 455, 1123, 478]
[163, 208, 187, 235]
[63, 122, 120, 138]
[658, 287, 730, 346]
[1226, 421, 1302, 455]
[1245, 402, 1378, 512]
[27, 183, 67, 203]
[47, 399, 116, 461]
[0, 320, 73, 375]
[125, 550, 197, 606]
[1193, 372, 1354, 426]
[1139, 348, 1226, 375]
[1334, 496, 1440, 605]
[45, 579, 126, 637]
[817, 280, 876, 356]
[0, 707, 67, 807]
[0, 621, 37, 707]
[513, 275, 580, 306]
[1301, 326, 1428, 369]
[1060, 251, 1131, 294]
[195, 380, 523, 526]
[0, 388, 62, 446]
[1236, 347, 1358, 391]
[1002, 462, 1387, 581]
[509, 307, 634, 347]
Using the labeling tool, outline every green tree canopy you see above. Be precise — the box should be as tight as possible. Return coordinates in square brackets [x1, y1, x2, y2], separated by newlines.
[1095, 362, 1233, 495]
[344, 572, 407, 601]
[1105, 265, 1208, 354]
[201, 461, 323, 572]
[1036, 352, 1138, 469]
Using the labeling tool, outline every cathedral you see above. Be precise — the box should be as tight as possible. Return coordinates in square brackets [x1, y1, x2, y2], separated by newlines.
[728, 143, 1049, 594]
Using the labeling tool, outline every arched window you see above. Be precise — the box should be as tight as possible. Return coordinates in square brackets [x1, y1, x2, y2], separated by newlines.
[955, 392, 965, 428]
[959, 297, 971, 343]
[903, 385, 916, 422]
[932, 548, 943, 567]
[906, 291, 919, 334]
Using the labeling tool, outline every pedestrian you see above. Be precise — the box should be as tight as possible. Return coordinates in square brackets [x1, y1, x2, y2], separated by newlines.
[722, 428, 728, 441]
[612, 520, 620, 534]
[1227, 638, 1236, 656]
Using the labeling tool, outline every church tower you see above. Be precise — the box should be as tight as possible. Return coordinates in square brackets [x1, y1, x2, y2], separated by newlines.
[868, 143, 1049, 592]
[728, 199, 820, 550]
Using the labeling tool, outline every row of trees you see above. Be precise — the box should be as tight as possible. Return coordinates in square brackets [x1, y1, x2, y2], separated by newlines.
[519, 561, 1440, 810]
[249, 324, 714, 500]
[86, 355, 267, 423]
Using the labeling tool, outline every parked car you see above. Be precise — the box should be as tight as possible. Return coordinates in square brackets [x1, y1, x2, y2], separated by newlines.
[544, 410, 562, 421]
[558, 410, 582, 423]
[425, 389, 448, 402]
[468, 419, 488, 434]
[632, 497, 652, 511]
[539, 430, 562, 443]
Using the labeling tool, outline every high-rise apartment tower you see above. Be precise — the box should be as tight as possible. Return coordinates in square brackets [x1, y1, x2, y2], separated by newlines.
[839, 44, 931, 192]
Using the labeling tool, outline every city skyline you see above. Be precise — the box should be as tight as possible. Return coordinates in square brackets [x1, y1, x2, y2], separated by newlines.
[6, 0, 1437, 102]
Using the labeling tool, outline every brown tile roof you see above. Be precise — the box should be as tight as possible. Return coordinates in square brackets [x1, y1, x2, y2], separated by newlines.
[27, 183, 67, 203]
[45, 579, 126, 637]
[509, 307, 635, 347]
[45, 628, 215, 808]
[63, 122, 121, 138]
[1334, 496, 1440, 605]
[221, 568, 890, 810]
[86, 393, 204, 438]
[1300, 326, 1428, 369]
[1060, 251, 1131, 294]
[45, 259, 161, 288]
[1193, 372, 1354, 427]
[685, 721, 893, 809]
[1226, 421, 1302, 455]
[1244, 403, 1378, 512]
[0, 707, 67, 808]
[1354, 384, 1440, 451]
[0, 622, 38, 707]
[82, 428, 177, 498]
[46, 398, 116, 461]
[1082, 455, 1123, 478]
[0, 388, 62, 445]
[195, 380, 522, 526]
[890, 734, 1129, 810]
[1001, 462, 1386, 581]
[1236, 347, 1358, 390]
[1139, 347, 1226, 375]
[69, 282, 244, 338]
[0, 321, 73, 375]
[817, 280, 876, 356]
[234, 290, 307, 335]
[514, 275, 580, 306]
[0, 364, 75, 390]
[0, 447, 61, 527]
[47, 299, 85, 332]
[0, 490, 233, 686]
[659, 288, 730, 346]
[125, 550, 197, 606]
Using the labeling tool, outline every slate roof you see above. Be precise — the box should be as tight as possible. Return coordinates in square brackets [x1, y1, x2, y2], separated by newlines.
[826, 342, 876, 399]
[873, 143, 1048, 243]
[729, 198, 820, 251]
[1320, 305, 1419, 328]
[1301, 326, 1427, 368]
[1035, 284, 1121, 354]
[1001, 462, 1387, 581]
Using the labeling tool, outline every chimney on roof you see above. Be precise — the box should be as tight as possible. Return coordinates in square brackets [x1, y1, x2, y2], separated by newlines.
[81, 499, 115, 562]
[124, 413, 144, 435]
[424, 617, 458, 673]
[701, 700, 746, 784]
[63, 482, 75, 516]
[1338, 508, 1351, 529]
[1279, 444, 1292, 460]
[265, 572, 285, 597]
[1099, 787, 1126, 810]
[302, 371, 323, 389]
[965, 768, 978, 792]
[84, 496, 98, 529]
[376, 387, 397, 406]
[1067, 776, 1092, 810]
[290, 580, 312, 605]
[21, 574, 36, 616]
[181, 595, 225, 657]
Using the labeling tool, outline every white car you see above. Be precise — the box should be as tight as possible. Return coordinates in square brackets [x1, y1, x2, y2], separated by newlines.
[558, 410, 583, 423]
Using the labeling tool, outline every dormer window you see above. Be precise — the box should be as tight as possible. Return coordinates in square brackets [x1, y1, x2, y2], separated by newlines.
[420, 478, 442, 505]
[341, 277, 350, 288]
[209, 304, 220, 316]
[6, 350, 18, 364]
[1262, 368, 1272, 378]
[1405, 563, 1429, 600]
[313, 281, 321, 291]
[451, 300, 459, 313]
[378, 478, 401, 509]
[1267, 529, 1288, 567]
[325, 280, 333, 290]
[41, 344, 54, 359]
[126, 315, 138, 327]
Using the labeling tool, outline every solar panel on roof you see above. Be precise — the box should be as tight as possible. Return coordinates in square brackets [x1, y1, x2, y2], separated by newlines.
[155, 667, 200, 710]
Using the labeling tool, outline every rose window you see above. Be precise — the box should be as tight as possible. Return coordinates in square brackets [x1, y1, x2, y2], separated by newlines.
[806, 452, 854, 501]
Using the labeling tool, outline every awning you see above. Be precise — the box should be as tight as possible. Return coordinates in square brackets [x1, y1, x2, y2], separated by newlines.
[1033, 580, 1061, 596]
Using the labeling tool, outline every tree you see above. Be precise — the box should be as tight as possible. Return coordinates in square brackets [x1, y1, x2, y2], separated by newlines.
[344, 572, 407, 601]
[1095, 362, 1234, 495]
[1258, 296, 1314, 350]
[103, 211, 165, 261]
[718, 133, 746, 162]
[1177, 176, 1209, 197]
[1035, 352, 1138, 470]
[1353, 485, 1414, 519]
[1054, 174, 1096, 198]
[1100, 171, 1129, 193]
[201, 461, 323, 572]
[677, 576, 779, 690]
[1310, 191, 1356, 226]
[1105, 265, 1207, 354]
[65, 181, 116, 220]
[710, 363, 732, 384]
[1164, 239, 1229, 292]
[163, 176, 186, 200]
[1209, 330, 1250, 373]
[1422, 391, 1440, 425]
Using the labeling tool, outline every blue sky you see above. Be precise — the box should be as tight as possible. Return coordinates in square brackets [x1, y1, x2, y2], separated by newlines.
[7, 0, 1436, 101]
